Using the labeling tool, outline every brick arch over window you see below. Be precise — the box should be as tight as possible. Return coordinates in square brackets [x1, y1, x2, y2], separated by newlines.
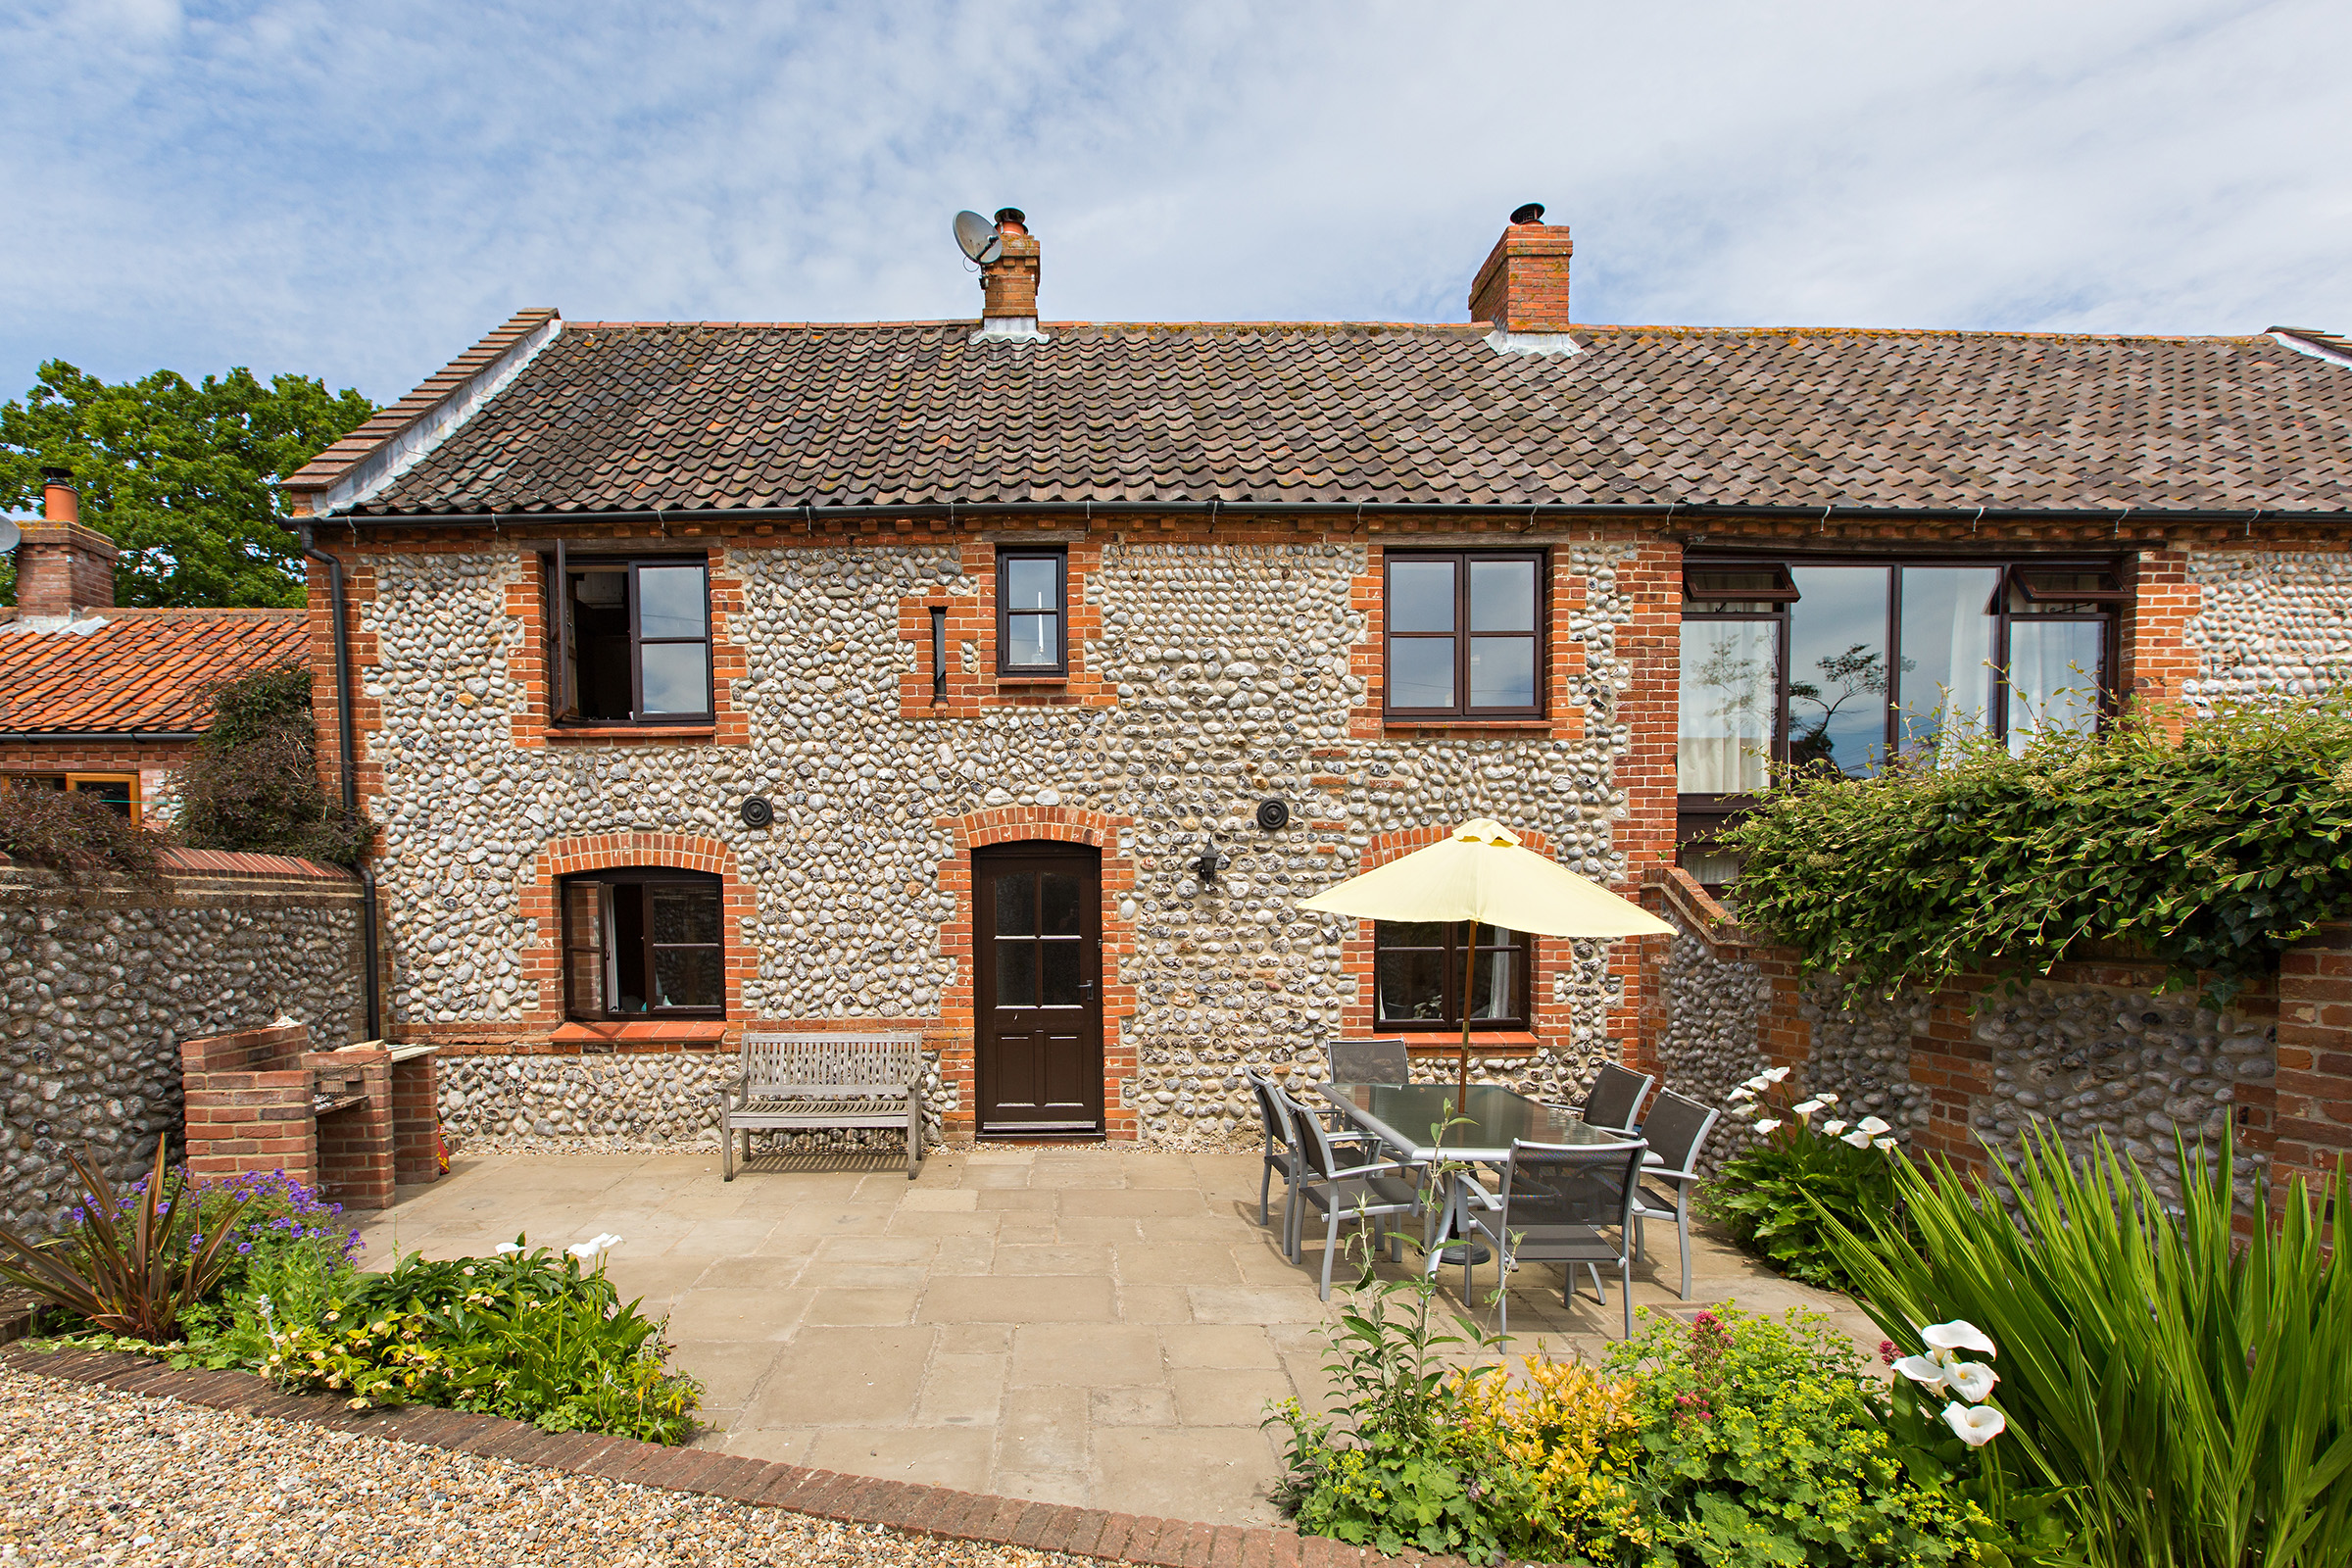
[935, 805, 1138, 1140]
[1334, 821, 1622, 1061]
[518, 832, 759, 1032]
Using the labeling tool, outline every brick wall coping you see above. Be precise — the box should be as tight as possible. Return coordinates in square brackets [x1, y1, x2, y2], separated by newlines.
[0, 1346, 1500, 1568]
[0, 846, 357, 881]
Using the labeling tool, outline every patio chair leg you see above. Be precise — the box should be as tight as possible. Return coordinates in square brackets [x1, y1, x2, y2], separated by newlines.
[1318, 1210, 1341, 1300]
[1620, 1260, 1633, 1338]
[1258, 1161, 1272, 1227]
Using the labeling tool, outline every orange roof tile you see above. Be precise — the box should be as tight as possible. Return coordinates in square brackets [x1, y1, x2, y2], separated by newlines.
[0, 608, 307, 735]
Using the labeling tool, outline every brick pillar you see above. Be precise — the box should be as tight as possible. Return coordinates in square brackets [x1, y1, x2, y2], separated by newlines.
[2120, 547, 2199, 740]
[1608, 536, 1684, 1069]
[306, 1045, 396, 1210]
[2275, 923, 2352, 1224]
[390, 1054, 443, 1187]
[179, 1023, 318, 1186]
[1753, 946, 1812, 1080]
[1905, 978, 1994, 1176]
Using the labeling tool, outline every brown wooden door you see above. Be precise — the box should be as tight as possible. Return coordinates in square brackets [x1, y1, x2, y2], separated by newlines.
[974, 843, 1103, 1136]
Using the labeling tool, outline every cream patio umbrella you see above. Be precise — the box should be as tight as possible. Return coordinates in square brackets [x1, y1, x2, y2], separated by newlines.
[1298, 818, 1673, 1104]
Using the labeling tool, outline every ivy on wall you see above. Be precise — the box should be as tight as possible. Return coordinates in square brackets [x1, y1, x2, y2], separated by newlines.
[1723, 699, 2352, 1003]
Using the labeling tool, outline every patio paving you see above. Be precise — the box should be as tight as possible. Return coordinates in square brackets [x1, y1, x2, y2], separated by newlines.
[357, 1144, 1872, 1527]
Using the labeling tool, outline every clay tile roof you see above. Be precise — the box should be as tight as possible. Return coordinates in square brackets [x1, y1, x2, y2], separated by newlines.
[0, 609, 307, 735]
[341, 318, 2352, 517]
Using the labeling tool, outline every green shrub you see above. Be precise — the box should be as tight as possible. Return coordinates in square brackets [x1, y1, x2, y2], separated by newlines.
[1604, 1306, 2000, 1568]
[1723, 698, 2352, 1003]
[1702, 1074, 1914, 1295]
[1824, 1130, 2352, 1568]
[0, 1136, 253, 1343]
[172, 660, 370, 865]
[0, 783, 170, 889]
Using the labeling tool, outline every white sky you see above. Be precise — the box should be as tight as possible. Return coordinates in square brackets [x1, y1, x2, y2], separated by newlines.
[4, 0, 2346, 404]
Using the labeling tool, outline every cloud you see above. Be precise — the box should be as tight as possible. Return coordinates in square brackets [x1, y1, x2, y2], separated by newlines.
[1, 0, 2344, 402]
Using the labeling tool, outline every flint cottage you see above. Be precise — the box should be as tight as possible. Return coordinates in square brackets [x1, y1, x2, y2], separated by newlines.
[276, 206, 2352, 1151]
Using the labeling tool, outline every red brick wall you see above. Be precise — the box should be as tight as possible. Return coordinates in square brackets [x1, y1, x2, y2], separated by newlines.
[180, 1023, 318, 1187]
[899, 537, 1115, 717]
[2275, 922, 2352, 1211]
[2121, 547, 2200, 738]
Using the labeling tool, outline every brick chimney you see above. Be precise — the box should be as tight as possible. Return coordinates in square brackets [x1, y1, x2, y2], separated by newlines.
[975, 208, 1045, 341]
[1469, 203, 1577, 356]
[12, 468, 118, 618]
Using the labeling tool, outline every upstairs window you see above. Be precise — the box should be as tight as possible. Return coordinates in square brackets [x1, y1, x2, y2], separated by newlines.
[561, 868, 724, 1019]
[1373, 920, 1532, 1031]
[997, 547, 1067, 675]
[1384, 551, 1545, 718]
[544, 552, 712, 724]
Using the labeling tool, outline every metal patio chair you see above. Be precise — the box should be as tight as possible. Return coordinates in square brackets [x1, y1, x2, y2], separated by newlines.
[1327, 1037, 1412, 1086]
[1572, 1060, 1655, 1135]
[1285, 1093, 1427, 1298]
[1445, 1137, 1646, 1335]
[1629, 1089, 1722, 1300]
[1249, 1069, 1376, 1240]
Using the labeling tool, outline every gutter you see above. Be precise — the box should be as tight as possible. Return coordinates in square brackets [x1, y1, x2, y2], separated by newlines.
[298, 527, 383, 1041]
[299, 499, 2324, 530]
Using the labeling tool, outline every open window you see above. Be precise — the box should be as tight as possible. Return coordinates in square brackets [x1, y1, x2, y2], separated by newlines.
[560, 868, 724, 1020]
[542, 548, 712, 724]
[1372, 920, 1532, 1030]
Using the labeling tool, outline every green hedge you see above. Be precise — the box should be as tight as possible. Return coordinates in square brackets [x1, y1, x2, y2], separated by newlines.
[1722, 698, 2352, 1002]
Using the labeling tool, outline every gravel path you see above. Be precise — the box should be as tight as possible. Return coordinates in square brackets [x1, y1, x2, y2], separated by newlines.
[0, 1367, 1085, 1568]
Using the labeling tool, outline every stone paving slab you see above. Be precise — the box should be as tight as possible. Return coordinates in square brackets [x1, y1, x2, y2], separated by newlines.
[345, 1144, 1872, 1528]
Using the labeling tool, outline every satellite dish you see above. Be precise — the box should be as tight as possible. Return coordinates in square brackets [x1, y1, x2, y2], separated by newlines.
[953, 210, 1004, 266]
[0, 517, 19, 555]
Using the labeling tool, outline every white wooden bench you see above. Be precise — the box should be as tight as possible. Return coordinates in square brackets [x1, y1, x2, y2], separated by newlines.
[715, 1032, 925, 1181]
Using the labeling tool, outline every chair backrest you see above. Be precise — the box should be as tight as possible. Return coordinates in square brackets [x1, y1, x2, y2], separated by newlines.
[1641, 1089, 1720, 1175]
[740, 1033, 923, 1091]
[1580, 1061, 1655, 1132]
[1496, 1139, 1645, 1237]
[1285, 1092, 1349, 1181]
[1328, 1037, 1411, 1086]
[1248, 1070, 1298, 1152]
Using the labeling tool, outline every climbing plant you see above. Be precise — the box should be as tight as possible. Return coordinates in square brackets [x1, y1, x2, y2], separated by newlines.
[1722, 696, 2352, 1002]
[172, 660, 370, 866]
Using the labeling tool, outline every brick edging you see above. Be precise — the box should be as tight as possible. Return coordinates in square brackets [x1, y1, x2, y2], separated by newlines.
[0, 1346, 1485, 1568]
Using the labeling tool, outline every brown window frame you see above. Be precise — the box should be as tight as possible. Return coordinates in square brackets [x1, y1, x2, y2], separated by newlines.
[1382, 550, 1547, 720]
[1372, 919, 1534, 1032]
[1676, 552, 2127, 888]
[995, 546, 1068, 676]
[559, 866, 725, 1021]
[542, 544, 714, 725]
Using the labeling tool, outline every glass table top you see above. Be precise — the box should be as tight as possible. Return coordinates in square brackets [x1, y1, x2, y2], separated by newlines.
[1323, 1081, 1640, 1160]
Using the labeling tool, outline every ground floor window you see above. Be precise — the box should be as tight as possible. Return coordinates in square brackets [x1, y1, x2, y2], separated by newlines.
[1373, 920, 1531, 1030]
[4, 772, 140, 823]
[560, 868, 723, 1019]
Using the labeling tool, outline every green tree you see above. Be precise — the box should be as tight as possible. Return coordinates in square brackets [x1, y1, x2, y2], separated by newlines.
[0, 361, 375, 609]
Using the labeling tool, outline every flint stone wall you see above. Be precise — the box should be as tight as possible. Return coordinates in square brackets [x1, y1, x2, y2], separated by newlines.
[362, 538, 1643, 1145]
[1653, 918, 1772, 1177]
[0, 856, 365, 1236]
[2185, 550, 2352, 710]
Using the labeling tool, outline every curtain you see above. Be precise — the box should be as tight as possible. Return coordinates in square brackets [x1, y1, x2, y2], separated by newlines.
[2007, 620, 2103, 755]
[1679, 621, 1777, 792]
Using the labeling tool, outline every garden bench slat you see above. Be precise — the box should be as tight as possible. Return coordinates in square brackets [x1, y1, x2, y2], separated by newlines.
[716, 1032, 923, 1181]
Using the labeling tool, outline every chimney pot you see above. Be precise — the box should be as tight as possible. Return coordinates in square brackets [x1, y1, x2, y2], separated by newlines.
[1469, 206, 1574, 346]
[14, 468, 115, 616]
[40, 468, 78, 526]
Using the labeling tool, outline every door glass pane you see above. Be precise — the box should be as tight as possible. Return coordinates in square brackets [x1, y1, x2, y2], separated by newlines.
[1468, 635, 1536, 709]
[637, 565, 708, 638]
[2006, 620, 2104, 756]
[649, 883, 720, 944]
[1004, 557, 1058, 612]
[995, 941, 1038, 1006]
[1679, 620, 1777, 793]
[1376, 950, 1448, 1022]
[1788, 566, 1891, 777]
[652, 947, 722, 1009]
[1468, 560, 1537, 632]
[1389, 560, 1457, 633]
[1041, 942, 1081, 1006]
[1005, 612, 1059, 666]
[994, 872, 1036, 937]
[639, 641, 710, 714]
[1389, 637, 1454, 708]
[1470, 949, 1515, 1019]
[1897, 567, 2000, 758]
[1041, 873, 1082, 935]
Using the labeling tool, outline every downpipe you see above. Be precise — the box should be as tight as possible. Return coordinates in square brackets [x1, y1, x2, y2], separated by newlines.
[300, 527, 383, 1041]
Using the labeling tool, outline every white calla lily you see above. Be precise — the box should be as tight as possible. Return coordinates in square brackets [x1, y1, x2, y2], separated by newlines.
[1727, 1102, 1756, 1118]
[1742, 1075, 1771, 1092]
[1874, 1137, 1898, 1151]
[1728, 1085, 1756, 1102]
[1923, 1320, 1998, 1358]
[1942, 1401, 2006, 1446]
[1855, 1115, 1892, 1136]
[1892, 1354, 1952, 1394]
[1752, 1118, 1784, 1135]
[1816, 1092, 1839, 1104]
[565, 1232, 623, 1267]
[1821, 1119, 1849, 1136]
[1947, 1361, 1999, 1403]
[1761, 1066, 1792, 1084]
[1840, 1128, 1875, 1149]
[1791, 1098, 1825, 1120]
[494, 1241, 525, 1256]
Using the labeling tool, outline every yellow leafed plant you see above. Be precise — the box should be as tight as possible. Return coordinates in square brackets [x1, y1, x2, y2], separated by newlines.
[1445, 1352, 1650, 1562]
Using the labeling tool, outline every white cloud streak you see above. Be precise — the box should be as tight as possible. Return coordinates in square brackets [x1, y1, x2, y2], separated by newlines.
[2, 0, 2344, 401]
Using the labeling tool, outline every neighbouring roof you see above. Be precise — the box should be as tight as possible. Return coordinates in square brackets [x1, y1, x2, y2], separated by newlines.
[298, 314, 2352, 518]
[0, 609, 307, 736]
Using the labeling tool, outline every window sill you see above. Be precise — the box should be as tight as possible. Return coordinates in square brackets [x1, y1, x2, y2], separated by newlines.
[1396, 1031, 1555, 1055]
[552, 1020, 729, 1049]
[1381, 716, 1553, 732]
[995, 673, 1069, 686]
[547, 724, 716, 744]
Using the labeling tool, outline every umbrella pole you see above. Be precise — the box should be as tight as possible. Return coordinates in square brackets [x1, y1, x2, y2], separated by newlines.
[1456, 921, 1474, 1111]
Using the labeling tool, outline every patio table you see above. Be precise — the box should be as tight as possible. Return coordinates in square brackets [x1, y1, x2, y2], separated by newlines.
[1322, 1081, 1644, 1260]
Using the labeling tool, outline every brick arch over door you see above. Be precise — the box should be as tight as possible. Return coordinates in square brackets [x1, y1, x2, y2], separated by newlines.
[935, 806, 1139, 1139]
[1335, 820, 1627, 1061]
[518, 832, 760, 1028]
